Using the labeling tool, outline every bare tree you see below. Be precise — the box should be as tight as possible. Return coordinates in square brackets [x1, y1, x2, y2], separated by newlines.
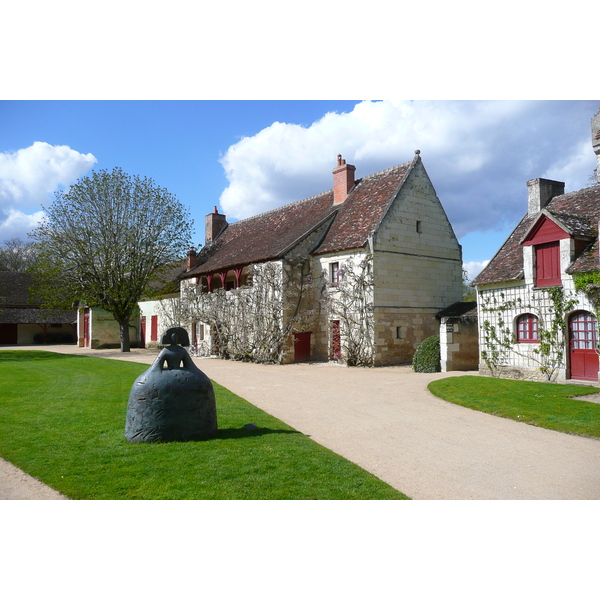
[0, 238, 38, 271]
[182, 260, 318, 363]
[29, 168, 193, 352]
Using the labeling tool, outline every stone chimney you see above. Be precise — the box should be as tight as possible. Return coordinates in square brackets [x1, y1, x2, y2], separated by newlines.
[332, 154, 356, 205]
[186, 246, 197, 271]
[526, 178, 565, 215]
[205, 206, 227, 244]
[592, 109, 600, 183]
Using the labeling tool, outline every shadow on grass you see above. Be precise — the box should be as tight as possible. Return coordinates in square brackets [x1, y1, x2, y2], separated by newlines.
[0, 350, 80, 362]
[214, 426, 303, 440]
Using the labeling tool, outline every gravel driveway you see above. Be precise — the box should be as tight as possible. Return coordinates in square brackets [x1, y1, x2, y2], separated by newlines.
[2, 346, 599, 500]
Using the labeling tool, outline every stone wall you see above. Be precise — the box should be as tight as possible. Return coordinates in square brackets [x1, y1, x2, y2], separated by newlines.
[440, 316, 479, 371]
[372, 159, 464, 365]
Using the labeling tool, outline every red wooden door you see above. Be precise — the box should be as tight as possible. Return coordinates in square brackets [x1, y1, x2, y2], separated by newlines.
[294, 332, 311, 363]
[569, 311, 599, 381]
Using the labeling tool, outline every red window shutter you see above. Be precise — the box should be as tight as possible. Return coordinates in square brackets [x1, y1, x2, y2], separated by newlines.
[535, 242, 561, 287]
[151, 315, 158, 341]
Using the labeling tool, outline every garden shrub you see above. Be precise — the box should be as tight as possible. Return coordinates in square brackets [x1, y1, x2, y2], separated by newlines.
[412, 335, 441, 373]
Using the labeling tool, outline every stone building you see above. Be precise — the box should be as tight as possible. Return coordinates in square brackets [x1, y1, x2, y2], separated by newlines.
[472, 109, 600, 382]
[181, 152, 463, 365]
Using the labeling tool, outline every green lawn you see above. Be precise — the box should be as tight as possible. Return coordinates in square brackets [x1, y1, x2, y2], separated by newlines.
[428, 375, 600, 438]
[0, 351, 408, 500]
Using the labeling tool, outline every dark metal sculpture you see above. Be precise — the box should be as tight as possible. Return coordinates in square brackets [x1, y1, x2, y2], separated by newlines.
[125, 327, 217, 443]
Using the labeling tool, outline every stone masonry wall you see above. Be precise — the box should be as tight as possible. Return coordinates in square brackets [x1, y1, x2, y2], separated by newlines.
[372, 159, 464, 365]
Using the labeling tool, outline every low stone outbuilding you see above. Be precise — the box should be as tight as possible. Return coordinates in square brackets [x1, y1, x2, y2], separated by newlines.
[437, 301, 478, 372]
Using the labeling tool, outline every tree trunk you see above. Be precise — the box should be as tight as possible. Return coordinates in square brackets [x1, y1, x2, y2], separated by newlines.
[119, 320, 131, 352]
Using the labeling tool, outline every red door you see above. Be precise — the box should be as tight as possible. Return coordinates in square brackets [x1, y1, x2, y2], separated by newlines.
[569, 311, 599, 381]
[294, 332, 311, 363]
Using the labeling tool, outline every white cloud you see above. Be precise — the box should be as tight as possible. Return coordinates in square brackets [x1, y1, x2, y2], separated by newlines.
[463, 260, 490, 282]
[218, 100, 599, 240]
[0, 141, 97, 241]
[0, 208, 45, 241]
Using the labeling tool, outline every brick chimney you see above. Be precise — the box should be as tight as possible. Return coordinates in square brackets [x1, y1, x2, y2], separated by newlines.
[205, 206, 227, 244]
[592, 109, 600, 183]
[526, 178, 565, 215]
[333, 154, 356, 205]
[186, 246, 197, 271]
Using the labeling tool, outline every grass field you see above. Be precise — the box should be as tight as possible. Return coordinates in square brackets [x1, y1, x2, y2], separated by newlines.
[0, 350, 408, 500]
[428, 375, 600, 438]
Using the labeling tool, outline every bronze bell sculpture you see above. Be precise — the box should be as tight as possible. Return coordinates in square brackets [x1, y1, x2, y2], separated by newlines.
[125, 327, 217, 442]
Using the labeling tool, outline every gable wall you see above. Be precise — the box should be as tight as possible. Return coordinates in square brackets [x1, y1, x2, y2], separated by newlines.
[371, 161, 464, 365]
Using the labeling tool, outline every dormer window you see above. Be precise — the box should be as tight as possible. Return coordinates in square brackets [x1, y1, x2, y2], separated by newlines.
[522, 213, 570, 288]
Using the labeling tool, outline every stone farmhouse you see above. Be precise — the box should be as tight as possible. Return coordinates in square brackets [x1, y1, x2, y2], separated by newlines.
[472, 110, 600, 382]
[180, 152, 464, 366]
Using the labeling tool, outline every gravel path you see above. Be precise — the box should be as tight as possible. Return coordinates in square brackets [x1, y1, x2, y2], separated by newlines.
[2, 345, 599, 500]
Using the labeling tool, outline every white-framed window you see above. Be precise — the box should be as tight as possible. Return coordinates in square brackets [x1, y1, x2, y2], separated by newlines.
[329, 261, 340, 285]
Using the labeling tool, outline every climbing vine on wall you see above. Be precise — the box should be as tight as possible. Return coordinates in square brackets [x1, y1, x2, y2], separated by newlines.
[479, 286, 577, 381]
[573, 270, 600, 312]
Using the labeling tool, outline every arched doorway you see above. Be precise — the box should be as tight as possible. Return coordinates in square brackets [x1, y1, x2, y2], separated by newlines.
[568, 311, 599, 381]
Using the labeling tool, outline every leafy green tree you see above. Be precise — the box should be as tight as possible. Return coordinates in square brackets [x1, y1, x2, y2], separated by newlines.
[29, 168, 194, 352]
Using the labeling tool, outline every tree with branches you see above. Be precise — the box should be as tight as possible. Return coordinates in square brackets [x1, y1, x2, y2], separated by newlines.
[29, 168, 193, 352]
[0, 238, 38, 272]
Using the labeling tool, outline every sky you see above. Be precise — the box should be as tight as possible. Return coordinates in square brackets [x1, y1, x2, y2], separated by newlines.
[1, 100, 598, 280]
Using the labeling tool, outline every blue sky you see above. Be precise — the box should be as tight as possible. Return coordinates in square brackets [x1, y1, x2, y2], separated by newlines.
[1, 100, 598, 280]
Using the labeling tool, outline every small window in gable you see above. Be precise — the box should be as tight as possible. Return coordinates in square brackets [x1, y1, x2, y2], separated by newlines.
[517, 314, 539, 343]
[535, 241, 561, 287]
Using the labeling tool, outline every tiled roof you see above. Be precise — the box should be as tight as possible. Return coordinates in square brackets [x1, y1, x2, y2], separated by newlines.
[0, 307, 76, 324]
[436, 301, 477, 318]
[314, 162, 412, 255]
[473, 184, 600, 286]
[0, 272, 37, 305]
[187, 191, 336, 276]
[0, 272, 76, 324]
[186, 160, 413, 276]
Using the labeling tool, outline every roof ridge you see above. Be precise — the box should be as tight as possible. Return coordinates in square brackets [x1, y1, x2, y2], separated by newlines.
[225, 161, 412, 227]
[226, 189, 333, 227]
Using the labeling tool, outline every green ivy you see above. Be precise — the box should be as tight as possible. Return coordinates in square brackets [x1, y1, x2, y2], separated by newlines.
[573, 270, 600, 310]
